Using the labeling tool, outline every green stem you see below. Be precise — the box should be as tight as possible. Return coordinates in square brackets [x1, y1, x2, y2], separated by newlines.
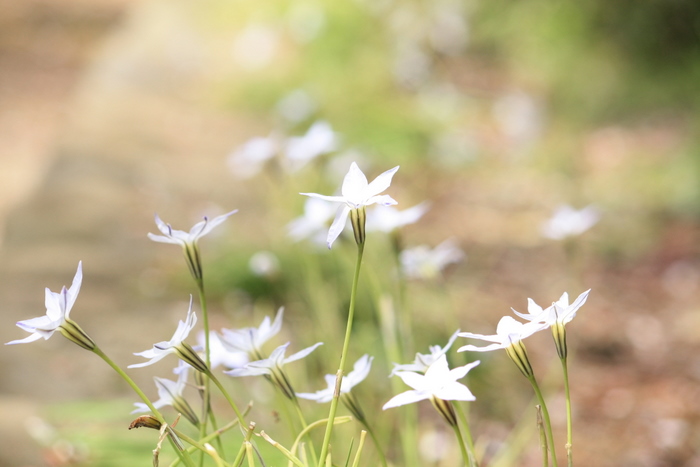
[292, 399, 319, 466]
[195, 280, 214, 465]
[452, 422, 471, 467]
[454, 403, 477, 467]
[208, 371, 246, 426]
[318, 243, 365, 466]
[527, 375, 558, 467]
[561, 357, 573, 467]
[361, 420, 389, 467]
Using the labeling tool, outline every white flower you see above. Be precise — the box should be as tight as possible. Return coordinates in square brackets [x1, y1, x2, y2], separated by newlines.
[297, 354, 373, 403]
[133, 361, 199, 426]
[197, 331, 248, 370]
[148, 210, 238, 248]
[400, 239, 464, 280]
[225, 341, 323, 378]
[383, 355, 479, 410]
[219, 308, 284, 359]
[458, 316, 546, 353]
[366, 202, 430, 233]
[512, 289, 591, 328]
[287, 197, 337, 244]
[6, 262, 93, 350]
[129, 297, 198, 369]
[390, 330, 460, 375]
[284, 120, 337, 169]
[300, 161, 400, 248]
[227, 135, 279, 179]
[542, 205, 599, 240]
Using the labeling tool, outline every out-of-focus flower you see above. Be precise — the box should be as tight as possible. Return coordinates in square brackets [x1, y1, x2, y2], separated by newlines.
[249, 251, 280, 278]
[300, 162, 399, 248]
[6, 262, 95, 350]
[400, 239, 464, 280]
[512, 289, 591, 359]
[366, 202, 430, 233]
[284, 121, 337, 170]
[129, 297, 206, 373]
[276, 89, 317, 123]
[383, 355, 479, 426]
[219, 308, 284, 360]
[541, 205, 599, 240]
[227, 135, 279, 179]
[287, 197, 338, 244]
[133, 361, 199, 426]
[148, 210, 237, 281]
[197, 331, 248, 370]
[225, 341, 323, 399]
[458, 316, 547, 378]
[390, 330, 460, 375]
[232, 24, 280, 71]
[297, 354, 373, 403]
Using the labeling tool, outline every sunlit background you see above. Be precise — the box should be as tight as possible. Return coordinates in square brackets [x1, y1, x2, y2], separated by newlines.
[1, 0, 699, 465]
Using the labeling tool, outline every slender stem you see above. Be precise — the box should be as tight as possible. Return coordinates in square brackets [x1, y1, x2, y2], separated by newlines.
[318, 243, 365, 466]
[527, 376, 558, 467]
[195, 280, 214, 466]
[451, 422, 471, 467]
[454, 403, 477, 467]
[293, 398, 319, 466]
[361, 421, 388, 467]
[536, 405, 549, 467]
[561, 357, 573, 467]
[208, 372, 245, 426]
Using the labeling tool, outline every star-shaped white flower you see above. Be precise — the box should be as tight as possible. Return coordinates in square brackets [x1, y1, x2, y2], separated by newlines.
[297, 354, 373, 403]
[197, 331, 248, 370]
[225, 341, 323, 378]
[219, 307, 284, 359]
[542, 204, 599, 240]
[383, 355, 479, 410]
[284, 120, 337, 169]
[148, 210, 238, 247]
[365, 202, 430, 233]
[132, 361, 190, 414]
[129, 297, 197, 369]
[512, 289, 591, 328]
[6, 262, 85, 346]
[300, 161, 399, 248]
[390, 330, 460, 375]
[458, 316, 547, 353]
[400, 239, 464, 280]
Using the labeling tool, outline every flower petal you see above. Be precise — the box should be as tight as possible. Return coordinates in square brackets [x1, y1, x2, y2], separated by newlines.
[365, 165, 399, 199]
[341, 162, 369, 203]
[434, 382, 476, 401]
[383, 390, 429, 409]
[284, 342, 323, 364]
[327, 205, 350, 248]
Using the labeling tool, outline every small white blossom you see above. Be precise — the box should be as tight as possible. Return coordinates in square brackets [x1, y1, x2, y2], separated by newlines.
[391, 330, 460, 375]
[383, 355, 479, 410]
[458, 316, 546, 353]
[366, 202, 430, 233]
[197, 331, 248, 370]
[219, 307, 284, 359]
[129, 297, 198, 369]
[300, 161, 399, 248]
[542, 205, 599, 240]
[284, 121, 337, 169]
[512, 289, 591, 328]
[287, 197, 338, 244]
[227, 135, 279, 179]
[297, 354, 373, 403]
[400, 239, 464, 279]
[148, 210, 238, 248]
[225, 341, 323, 378]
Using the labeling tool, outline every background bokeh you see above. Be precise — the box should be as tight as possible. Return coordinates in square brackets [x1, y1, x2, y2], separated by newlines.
[1, 0, 699, 465]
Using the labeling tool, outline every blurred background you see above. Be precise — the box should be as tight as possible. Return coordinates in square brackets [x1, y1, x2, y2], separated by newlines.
[1, 0, 699, 465]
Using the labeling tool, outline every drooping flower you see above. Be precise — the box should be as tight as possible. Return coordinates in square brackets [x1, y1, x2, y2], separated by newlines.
[390, 330, 460, 375]
[133, 361, 199, 426]
[365, 202, 430, 233]
[300, 161, 399, 248]
[219, 307, 284, 360]
[400, 238, 464, 280]
[6, 262, 95, 350]
[148, 210, 237, 281]
[298, 354, 373, 403]
[542, 205, 599, 240]
[129, 297, 206, 373]
[458, 316, 547, 378]
[225, 342, 323, 399]
[384, 355, 479, 426]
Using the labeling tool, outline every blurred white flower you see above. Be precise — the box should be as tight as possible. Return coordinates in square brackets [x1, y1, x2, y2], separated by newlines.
[249, 251, 280, 277]
[492, 91, 543, 152]
[366, 202, 429, 233]
[227, 135, 279, 179]
[219, 307, 284, 359]
[458, 316, 546, 353]
[129, 297, 200, 369]
[297, 354, 373, 403]
[287, 197, 338, 244]
[284, 121, 338, 170]
[541, 205, 599, 240]
[197, 331, 248, 370]
[390, 330, 460, 375]
[225, 341, 323, 378]
[383, 355, 479, 409]
[300, 161, 400, 248]
[276, 89, 317, 123]
[133, 361, 199, 426]
[6, 262, 93, 350]
[400, 239, 464, 279]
